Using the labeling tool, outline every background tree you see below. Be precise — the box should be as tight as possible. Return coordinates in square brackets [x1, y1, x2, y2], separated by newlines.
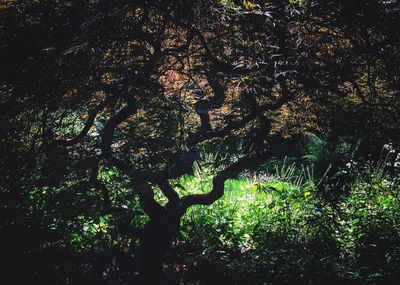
[280, 0, 400, 152]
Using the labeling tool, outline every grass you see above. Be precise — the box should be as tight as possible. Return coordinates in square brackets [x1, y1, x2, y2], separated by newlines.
[174, 154, 400, 283]
[59, 146, 400, 283]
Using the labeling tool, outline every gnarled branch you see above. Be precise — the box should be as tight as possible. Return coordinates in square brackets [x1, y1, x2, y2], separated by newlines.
[180, 150, 270, 211]
[52, 96, 116, 147]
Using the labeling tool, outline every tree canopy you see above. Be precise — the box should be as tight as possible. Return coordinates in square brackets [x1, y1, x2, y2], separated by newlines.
[1, 0, 399, 284]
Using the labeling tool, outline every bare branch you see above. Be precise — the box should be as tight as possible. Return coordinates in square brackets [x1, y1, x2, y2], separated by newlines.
[180, 150, 270, 211]
[158, 180, 180, 204]
[134, 183, 165, 220]
[101, 102, 137, 158]
[52, 96, 116, 147]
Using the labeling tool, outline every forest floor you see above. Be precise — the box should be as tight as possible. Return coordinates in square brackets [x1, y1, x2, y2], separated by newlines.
[3, 245, 399, 285]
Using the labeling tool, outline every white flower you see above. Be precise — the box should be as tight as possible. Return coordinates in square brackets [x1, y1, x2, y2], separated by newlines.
[383, 143, 394, 152]
[395, 162, 400, 168]
[346, 160, 357, 168]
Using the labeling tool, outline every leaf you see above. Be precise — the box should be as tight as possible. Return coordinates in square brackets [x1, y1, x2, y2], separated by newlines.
[268, 201, 275, 209]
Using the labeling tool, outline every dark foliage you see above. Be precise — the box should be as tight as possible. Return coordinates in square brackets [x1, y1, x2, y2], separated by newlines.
[1, 0, 399, 284]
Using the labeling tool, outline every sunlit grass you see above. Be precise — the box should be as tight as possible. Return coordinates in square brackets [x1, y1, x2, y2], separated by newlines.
[65, 149, 400, 280]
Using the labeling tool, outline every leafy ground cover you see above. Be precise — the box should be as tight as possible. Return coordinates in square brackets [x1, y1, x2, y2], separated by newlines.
[175, 153, 400, 284]
[4, 146, 400, 284]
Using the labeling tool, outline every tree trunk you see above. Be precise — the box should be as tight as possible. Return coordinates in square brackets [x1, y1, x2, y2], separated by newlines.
[138, 208, 180, 285]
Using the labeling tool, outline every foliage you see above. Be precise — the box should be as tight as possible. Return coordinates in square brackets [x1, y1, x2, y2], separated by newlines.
[1, 0, 400, 284]
[176, 146, 400, 283]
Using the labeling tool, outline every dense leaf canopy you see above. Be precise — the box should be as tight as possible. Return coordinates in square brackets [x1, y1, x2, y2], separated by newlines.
[1, 0, 399, 284]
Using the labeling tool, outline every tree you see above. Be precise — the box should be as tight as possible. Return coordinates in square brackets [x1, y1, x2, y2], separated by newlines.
[1, 0, 304, 282]
[293, 0, 400, 150]
[1, 0, 399, 283]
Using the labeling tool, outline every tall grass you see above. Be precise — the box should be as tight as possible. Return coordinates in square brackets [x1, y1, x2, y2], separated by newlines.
[177, 145, 400, 281]
[63, 143, 400, 282]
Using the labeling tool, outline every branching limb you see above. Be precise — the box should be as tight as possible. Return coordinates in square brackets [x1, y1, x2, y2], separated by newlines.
[101, 101, 138, 158]
[134, 183, 165, 220]
[52, 96, 116, 147]
[158, 180, 180, 205]
[180, 150, 270, 212]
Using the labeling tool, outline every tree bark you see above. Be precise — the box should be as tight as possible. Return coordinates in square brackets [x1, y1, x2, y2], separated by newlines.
[138, 207, 180, 285]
